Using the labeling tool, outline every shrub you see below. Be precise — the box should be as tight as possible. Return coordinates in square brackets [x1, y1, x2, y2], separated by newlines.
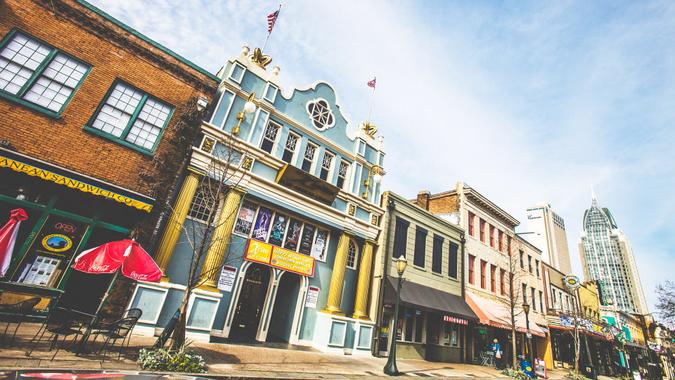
[501, 368, 530, 379]
[138, 345, 206, 373]
[564, 372, 591, 380]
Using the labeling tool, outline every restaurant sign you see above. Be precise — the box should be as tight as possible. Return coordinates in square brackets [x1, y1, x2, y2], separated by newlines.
[244, 239, 315, 277]
[443, 315, 469, 325]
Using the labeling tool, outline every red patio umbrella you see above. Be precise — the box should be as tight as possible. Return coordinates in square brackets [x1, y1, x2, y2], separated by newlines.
[72, 239, 162, 282]
[0, 208, 28, 277]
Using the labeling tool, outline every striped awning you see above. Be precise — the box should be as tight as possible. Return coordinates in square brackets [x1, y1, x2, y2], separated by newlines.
[466, 292, 547, 337]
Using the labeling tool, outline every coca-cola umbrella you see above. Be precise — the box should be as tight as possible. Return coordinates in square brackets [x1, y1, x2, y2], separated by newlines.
[0, 208, 28, 277]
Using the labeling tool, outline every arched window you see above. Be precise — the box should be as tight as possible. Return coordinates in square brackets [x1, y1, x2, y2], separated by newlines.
[346, 239, 359, 269]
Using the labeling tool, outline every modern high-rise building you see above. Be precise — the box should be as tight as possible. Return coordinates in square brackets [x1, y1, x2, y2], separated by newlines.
[578, 194, 648, 315]
[525, 203, 572, 274]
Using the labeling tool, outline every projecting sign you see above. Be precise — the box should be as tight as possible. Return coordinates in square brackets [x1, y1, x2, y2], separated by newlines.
[217, 265, 237, 292]
[305, 286, 320, 308]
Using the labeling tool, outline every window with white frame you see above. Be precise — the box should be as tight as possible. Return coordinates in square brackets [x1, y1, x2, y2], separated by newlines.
[336, 160, 350, 189]
[351, 163, 363, 194]
[88, 81, 173, 152]
[319, 151, 334, 181]
[306, 98, 335, 130]
[263, 82, 278, 102]
[187, 184, 218, 223]
[228, 62, 245, 83]
[357, 139, 366, 156]
[281, 131, 299, 164]
[0, 31, 89, 114]
[346, 239, 359, 269]
[260, 121, 281, 154]
[301, 142, 318, 172]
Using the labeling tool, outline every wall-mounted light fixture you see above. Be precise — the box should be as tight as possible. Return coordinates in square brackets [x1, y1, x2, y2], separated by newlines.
[196, 96, 209, 111]
[232, 92, 257, 136]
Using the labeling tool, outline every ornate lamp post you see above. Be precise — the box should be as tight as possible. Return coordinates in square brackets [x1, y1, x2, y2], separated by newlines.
[232, 92, 257, 136]
[384, 255, 407, 376]
[522, 301, 534, 366]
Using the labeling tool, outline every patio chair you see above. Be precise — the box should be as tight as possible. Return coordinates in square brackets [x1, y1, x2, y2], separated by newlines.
[26, 307, 84, 360]
[0, 297, 41, 345]
[96, 316, 140, 360]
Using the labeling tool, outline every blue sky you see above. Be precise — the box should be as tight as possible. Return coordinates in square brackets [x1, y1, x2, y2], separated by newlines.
[90, 0, 674, 314]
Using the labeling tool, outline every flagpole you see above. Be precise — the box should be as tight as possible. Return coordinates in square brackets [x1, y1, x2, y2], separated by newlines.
[367, 77, 376, 122]
[262, 4, 282, 53]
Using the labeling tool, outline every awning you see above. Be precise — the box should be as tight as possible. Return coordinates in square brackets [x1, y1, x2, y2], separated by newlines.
[385, 277, 478, 321]
[466, 292, 547, 338]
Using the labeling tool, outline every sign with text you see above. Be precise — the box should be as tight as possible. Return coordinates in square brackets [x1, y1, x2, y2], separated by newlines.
[443, 315, 469, 325]
[305, 286, 319, 308]
[217, 265, 237, 292]
[244, 239, 315, 277]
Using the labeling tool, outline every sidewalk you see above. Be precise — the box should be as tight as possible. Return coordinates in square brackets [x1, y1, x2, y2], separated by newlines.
[0, 323, 576, 379]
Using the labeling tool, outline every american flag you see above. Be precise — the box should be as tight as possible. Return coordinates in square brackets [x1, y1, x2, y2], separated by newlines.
[267, 10, 280, 33]
[367, 77, 376, 89]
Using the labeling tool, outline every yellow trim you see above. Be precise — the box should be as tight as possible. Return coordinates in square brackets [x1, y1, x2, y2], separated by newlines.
[275, 163, 289, 183]
[0, 156, 153, 212]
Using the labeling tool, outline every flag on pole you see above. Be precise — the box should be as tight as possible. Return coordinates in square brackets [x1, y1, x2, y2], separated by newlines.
[367, 77, 377, 89]
[267, 9, 280, 33]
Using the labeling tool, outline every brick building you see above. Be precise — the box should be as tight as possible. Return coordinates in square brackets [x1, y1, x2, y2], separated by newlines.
[0, 0, 218, 313]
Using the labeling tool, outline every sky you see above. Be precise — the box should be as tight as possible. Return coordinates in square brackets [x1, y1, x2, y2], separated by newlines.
[89, 0, 675, 315]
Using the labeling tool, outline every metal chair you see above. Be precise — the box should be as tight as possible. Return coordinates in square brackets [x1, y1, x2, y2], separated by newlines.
[96, 316, 140, 360]
[0, 297, 41, 345]
[27, 307, 84, 360]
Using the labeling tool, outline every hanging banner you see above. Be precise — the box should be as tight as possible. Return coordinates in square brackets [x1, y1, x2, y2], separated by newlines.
[243, 239, 315, 277]
[305, 286, 319, 308]
[217, 265, 237, 292]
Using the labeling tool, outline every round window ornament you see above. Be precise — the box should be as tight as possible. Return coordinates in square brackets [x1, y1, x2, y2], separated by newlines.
[563, 275, 581, 290]
[41, 233, 73, 253]
[306, 98, 335, 131]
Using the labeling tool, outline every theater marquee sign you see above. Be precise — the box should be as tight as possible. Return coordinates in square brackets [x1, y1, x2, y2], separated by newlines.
[244, 239, 315, 277]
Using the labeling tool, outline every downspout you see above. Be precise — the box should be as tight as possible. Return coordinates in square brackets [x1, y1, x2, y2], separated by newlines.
[372, 197, 395, 357]
[460, 234, 466, 363]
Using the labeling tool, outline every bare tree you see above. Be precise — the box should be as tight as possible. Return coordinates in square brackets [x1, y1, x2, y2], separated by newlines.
[656, 281, 675, 328]
[165, 133, 248, 350]
[498, 238, 528, 369]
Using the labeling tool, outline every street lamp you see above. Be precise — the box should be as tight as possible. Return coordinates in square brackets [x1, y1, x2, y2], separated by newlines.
[522, 301, 534, 366]
[384, 255, 407, 376]
[232, 92, 257, 136]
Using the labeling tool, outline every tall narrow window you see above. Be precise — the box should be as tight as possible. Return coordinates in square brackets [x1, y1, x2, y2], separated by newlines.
[507, 236, 512, 256]
[336, 160, 350, 189]
[519, 250, 524, 269]
[346, 239, 358, 269]
[281, 131, 299, 163]
[535, 260, 540, 278]
[187, 184, 218, 224]
[498, 230, 504, 252]
[479, 219, 486, 243]
[490, 265, 497, 292]
[468, 254, 475, 285]
[319, 151, 334, 181]
[88, 81, 173, 152]
[522, 283, 528, 304]
[539, 290, 544, 314]
[489, 225, 495, 248]
[500, 269, 506, 296]
[448, 242, 458, 279]
[413, 227, 427, 268]
[468, 212, 475, 237]
[260, 121, 280, 154]
[528, 255, 533, 273]
[480, 260, 487, 289]
[301, 142, 317, 172]
[392, 217, 409, 259]
[0, 31, 90, 114]
[531, 287, 537, 312]
[432, 235, 443, 274]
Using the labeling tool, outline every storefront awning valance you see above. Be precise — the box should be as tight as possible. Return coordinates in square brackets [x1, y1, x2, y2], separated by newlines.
[466, 292, 547, 338]
[385, 277, 478, 321]
[0, 149, 154, 212]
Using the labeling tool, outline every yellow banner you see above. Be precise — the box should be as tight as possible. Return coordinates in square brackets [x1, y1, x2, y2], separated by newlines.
[245, 240, 273, 264]
[0, 156, 153, 212]
[244, 240, 315, 277]
[271, 246, 315, 277]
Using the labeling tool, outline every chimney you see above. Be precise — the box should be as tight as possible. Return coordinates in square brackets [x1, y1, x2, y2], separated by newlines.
[416, 190, 431, 210]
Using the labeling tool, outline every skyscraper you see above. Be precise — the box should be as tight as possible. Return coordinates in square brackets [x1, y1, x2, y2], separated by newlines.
[578, 193, 648, 314]
[525, 203, 573, 274]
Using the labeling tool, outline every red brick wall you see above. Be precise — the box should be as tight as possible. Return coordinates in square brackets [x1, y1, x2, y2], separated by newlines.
[0, 0, 216, 196]
[427, 193, 460, 215]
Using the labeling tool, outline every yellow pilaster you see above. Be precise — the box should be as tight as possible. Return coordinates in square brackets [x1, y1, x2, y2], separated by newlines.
[540, 334, 554, 369]
[155, 171, 200, 277]
[323, 233, 350, 314]
[352, 240, 375, 320]
[199, 187, 244, 289]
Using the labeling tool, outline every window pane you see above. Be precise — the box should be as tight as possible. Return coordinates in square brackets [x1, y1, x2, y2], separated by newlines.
[251, 207, 273, 241]
[0, 33, 51, 95]
[91, 83, 142, 137]
[311, 230, 328, 261]
[432, 235, 443, 274]
[284, 219, 302, 251]
[448, 242, 458, 278]
[22, 53, 88, 111]
[187, 184, 218, 223]
[268, 213, 288, 246]
[126, 97, 171, 150]
[233, 202, 257, 236]
[413, 227, 426, 268]
[298, 224, 315, 255]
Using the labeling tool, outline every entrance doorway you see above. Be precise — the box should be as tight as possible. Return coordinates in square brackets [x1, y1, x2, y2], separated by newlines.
[230, 264, 271, 341]
[267, 272, 301, 343]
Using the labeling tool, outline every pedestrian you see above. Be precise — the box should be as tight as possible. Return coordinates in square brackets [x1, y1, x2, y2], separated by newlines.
[492, 338, 504, 369]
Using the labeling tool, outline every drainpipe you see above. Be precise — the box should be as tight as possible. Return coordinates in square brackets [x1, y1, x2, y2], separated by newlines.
[460, 234, 467, 363]
[372, 197, 395, 357]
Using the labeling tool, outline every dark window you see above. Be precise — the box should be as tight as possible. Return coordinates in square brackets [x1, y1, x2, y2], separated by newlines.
[281, 132, 299, 163]
[490, 264, 497, 292]
[531, 287, 537, 311]
[522, 283, 528, 304]
[260, 121, 280, 153]
[528, 255, 533, 273]
[468, 254, 475, 284]
[392, 217, 409, 260]
[480, 260, 487, 289]
[432, 235, 443, 274]
[519, 250, 524, 269]
[468, 212, 475, 236]
[500, 269, 506, 296]
[336, 160, 349, 189]
[489, 225, 495, 248]
[448, 242, 459, 278]
[413, 227, 427, 268]
[479, 219, 486, 242]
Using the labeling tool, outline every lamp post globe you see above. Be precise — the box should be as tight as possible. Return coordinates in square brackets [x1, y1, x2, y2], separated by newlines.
[384, 255, 407, 376]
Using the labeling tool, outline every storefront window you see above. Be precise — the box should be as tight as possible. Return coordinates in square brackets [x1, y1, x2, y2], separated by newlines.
[233, 202, 257, 236]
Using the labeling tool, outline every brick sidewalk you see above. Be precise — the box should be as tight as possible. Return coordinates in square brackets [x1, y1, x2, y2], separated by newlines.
[1, 323, 577, 379]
